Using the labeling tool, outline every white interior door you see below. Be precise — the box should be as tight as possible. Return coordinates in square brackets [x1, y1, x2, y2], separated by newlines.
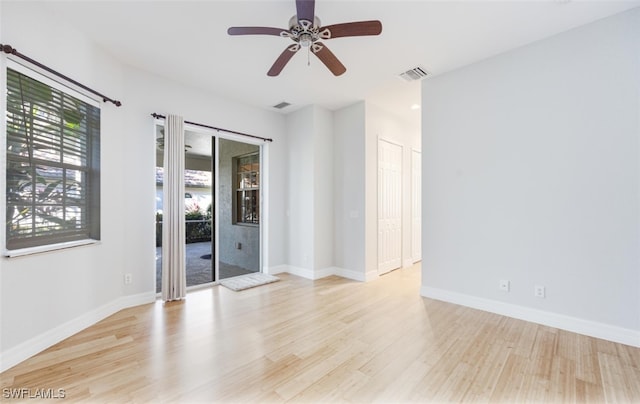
[412, 149, 422, 263]
[378, 139, 402, 275]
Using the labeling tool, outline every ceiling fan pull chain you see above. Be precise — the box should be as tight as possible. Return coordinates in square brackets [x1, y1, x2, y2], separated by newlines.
[307, 46, 311, 66]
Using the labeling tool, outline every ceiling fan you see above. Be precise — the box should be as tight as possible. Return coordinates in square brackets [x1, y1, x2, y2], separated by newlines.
[156, 129, 192, 153]
[227, 0, 382, 76]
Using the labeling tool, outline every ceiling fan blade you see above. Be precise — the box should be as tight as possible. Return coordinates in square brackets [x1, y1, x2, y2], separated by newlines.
[227, 26, 288, 36]
[296, 0, 315, 23]
[268, 44, 300, 76]
[311, 42, 346, 76]
[319, 20, 382, 39]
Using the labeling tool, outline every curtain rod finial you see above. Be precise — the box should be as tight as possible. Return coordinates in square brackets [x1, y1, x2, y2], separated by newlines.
[2, 44, 17, 55]
[103, 97, 121, 106]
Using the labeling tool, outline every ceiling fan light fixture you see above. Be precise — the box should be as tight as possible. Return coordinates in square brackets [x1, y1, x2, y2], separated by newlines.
[299, 33, 312, 47]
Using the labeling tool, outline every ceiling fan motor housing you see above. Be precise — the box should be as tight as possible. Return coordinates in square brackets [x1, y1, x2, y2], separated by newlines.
[285, 16, 329, 47]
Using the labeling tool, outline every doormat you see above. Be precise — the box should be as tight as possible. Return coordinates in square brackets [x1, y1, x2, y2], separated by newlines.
[219, 273, 280, 291]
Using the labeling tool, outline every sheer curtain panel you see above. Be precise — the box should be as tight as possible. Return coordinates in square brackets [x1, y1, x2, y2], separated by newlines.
[161, 114, 187, 301]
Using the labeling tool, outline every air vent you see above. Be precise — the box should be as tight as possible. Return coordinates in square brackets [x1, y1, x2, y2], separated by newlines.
[273, 101, 292, 109]
[398, 66, 430, 82]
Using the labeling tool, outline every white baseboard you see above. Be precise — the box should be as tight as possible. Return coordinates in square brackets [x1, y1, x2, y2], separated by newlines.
[269, 265, 372, 282]
[264, 265, 288, 275]
[282, 265, 317, 280]
[284, 265, 338, 280]
[365, 270, 379, 282]
[0, 292, 156, 372]
[421, 286, 640, 348]
[334, 267, 366, 282]
[315, 266, 337, 279]
[403, 258, 414, 268]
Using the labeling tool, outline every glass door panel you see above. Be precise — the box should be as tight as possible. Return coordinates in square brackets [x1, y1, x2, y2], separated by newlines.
[155, 127, 215, 292]
[183, 132, 214, 288]
[217, 138, 260, 280]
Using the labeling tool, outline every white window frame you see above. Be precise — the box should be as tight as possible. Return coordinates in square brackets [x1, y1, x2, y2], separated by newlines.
[2, 58, 102, 257]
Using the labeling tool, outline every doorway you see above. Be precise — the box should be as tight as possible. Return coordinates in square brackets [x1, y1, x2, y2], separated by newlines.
[155, 125, 262, 292]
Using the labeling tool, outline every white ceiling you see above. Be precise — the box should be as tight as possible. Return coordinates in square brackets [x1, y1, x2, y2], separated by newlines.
[40, 0, 640, 121]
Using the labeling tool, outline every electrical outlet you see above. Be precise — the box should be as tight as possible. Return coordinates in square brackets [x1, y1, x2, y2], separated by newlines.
[534, 285, 545, 298]
[124, 273, 132, 284]
[499, 280, 510, 292]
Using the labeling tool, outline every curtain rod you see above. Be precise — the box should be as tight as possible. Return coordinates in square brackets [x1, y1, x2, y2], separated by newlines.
[151, 113, 273, 143]
[1, 43, 122, 107]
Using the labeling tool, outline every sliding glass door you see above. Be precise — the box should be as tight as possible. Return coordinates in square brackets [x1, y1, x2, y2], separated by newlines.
[155, 124, 262, 292]
[217, 138, 261, 280]
[155, 127, 215, 292]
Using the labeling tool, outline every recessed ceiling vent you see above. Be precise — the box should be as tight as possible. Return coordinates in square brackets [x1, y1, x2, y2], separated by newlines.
[398, 66, 430, 82]
[273, 101, 292, 109]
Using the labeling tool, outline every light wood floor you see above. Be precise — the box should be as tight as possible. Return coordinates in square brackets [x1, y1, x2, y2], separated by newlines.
[2, 265, 639, 403]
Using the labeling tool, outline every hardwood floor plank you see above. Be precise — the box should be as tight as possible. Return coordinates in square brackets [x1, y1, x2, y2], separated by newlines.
[489, 352, 529, 402]
[548, 355, 577, 402]
[1, 266, 639, 403]
[599, 352, 640, 403]
[576, 378, 606, 404]
[460, 342, 511, 402]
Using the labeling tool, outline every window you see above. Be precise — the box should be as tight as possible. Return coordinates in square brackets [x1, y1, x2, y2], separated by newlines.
[234, 152, 259, 225]
[5, 66, 100, 251]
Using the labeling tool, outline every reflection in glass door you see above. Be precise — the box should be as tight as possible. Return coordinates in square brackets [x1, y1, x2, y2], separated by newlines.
[154, 125, 262, 290]
[217, 139, 260, 280]
[155, 127, 215, 292]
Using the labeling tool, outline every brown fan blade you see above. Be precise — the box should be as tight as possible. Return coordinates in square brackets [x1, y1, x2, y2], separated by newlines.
[319, 20, 382, 39]
[227, 26, 288, 36]
[311, 42, 346, 76]
[268, 44, 300, 76]
[296, 0, 315, 23]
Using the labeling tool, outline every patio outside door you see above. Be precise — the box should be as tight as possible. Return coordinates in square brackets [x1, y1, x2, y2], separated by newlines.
[155, 126, 262, 291]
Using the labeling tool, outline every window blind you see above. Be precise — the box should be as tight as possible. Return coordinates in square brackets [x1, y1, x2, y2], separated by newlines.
[6, 67, 101, 250]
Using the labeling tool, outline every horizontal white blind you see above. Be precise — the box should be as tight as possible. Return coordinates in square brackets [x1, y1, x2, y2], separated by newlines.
[6, 67, 101, 250]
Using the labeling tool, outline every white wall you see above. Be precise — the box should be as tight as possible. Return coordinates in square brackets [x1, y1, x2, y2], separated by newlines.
[421, 8, 640, 346]
[333, 102, 367, 276]
[313, 107, 334, 271]
[0, 1, 287, 370]
[285, 106, 315, 271]
[284, 105, 334, 276]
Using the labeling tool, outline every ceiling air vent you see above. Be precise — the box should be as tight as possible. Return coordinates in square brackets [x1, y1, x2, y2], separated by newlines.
[273, 101, 291, 109]
[398, 66, 430, 82]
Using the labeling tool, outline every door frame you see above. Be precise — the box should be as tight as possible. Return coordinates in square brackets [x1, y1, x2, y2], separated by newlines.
[154, 119, 267, 288]
[411, 148, 422, 264]
[377, 137, 403, 275]
[213, 135, 266, 282]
